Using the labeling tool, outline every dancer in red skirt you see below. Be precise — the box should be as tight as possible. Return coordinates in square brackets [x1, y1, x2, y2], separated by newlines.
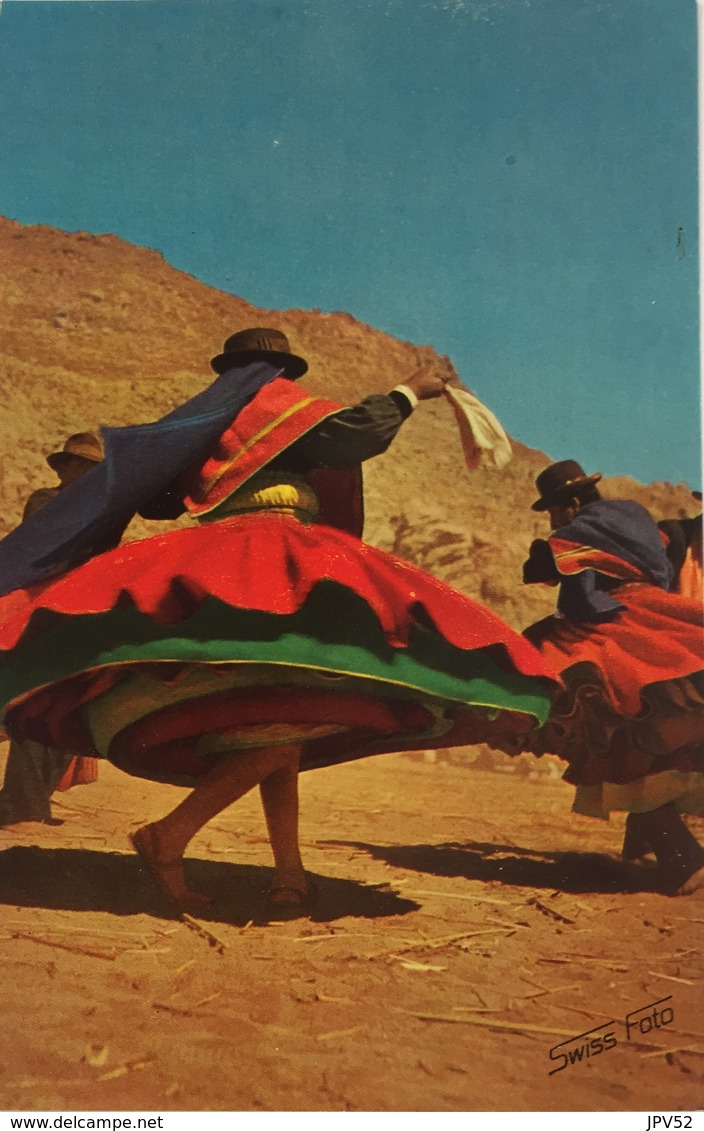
[516, 460, 704, 895]
[0, 329, 556, 913]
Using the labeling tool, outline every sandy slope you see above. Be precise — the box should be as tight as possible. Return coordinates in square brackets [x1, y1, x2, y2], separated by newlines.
[1, 748, 702, 1113]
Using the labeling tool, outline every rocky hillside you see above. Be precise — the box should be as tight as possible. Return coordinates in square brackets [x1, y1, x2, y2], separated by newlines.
[0, 216, 698, 629]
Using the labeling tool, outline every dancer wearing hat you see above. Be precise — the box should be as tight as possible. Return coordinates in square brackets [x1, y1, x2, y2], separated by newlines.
[24, 432, 105, 520]
[0, 329, 557, 913]
[511, 460, 704, 894]
[0, 433, 119, 826]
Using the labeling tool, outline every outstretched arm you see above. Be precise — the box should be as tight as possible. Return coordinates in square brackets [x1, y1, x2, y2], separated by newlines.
[280, 367, 448, 470]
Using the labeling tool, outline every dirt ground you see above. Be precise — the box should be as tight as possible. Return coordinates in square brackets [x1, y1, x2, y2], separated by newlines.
[0, 745, 702, 1113]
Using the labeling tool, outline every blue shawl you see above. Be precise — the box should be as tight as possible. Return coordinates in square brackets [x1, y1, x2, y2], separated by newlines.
[554, 499, 673, 622]
[0, 361, 280, 596]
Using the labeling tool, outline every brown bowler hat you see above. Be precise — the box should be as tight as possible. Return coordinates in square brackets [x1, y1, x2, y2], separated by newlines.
[47, 432, 104, 472]
[531, 459, 602, 512]
[210, 327, 308, 379]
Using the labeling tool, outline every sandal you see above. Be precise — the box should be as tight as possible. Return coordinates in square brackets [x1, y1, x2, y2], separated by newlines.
[130, 824, 213, 913]
[267, 877, 318, 920]
[675, 863, 704, 896]
[665, 856, 704, 897]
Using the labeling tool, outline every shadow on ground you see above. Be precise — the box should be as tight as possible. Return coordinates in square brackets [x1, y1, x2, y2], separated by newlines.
[320, 839, 660, 894]
[0, 845, 420, 924]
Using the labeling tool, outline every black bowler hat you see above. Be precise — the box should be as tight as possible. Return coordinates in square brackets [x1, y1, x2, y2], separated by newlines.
[210, 327, 308, 379]
[531, 460, 602, 512]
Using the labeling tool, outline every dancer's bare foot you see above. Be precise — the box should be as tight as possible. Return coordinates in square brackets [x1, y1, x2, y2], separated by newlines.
[673, 863, 704, 896]
[130, 824, 212, 913]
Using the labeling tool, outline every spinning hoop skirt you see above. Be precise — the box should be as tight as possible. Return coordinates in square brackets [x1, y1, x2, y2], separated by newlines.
[0, 368, 557, 786]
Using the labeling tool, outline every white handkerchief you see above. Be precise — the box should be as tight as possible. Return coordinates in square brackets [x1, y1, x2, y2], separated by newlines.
[442, 385, 513, 470]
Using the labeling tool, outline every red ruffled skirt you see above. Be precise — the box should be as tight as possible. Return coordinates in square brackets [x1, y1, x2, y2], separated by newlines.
[0, 515, 556, 785]
[517, 583, 704, 787]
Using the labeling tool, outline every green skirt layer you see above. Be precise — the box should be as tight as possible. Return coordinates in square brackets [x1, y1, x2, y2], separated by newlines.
[0, 583, 551, 725]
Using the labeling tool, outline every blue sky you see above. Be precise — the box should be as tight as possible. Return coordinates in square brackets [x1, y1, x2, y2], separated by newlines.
[0, 0, 700, 487]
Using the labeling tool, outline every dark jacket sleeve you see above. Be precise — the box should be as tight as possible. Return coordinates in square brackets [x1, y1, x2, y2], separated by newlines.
[523, 539, 560, 585]
[138, 486, 188, 520]
[272, 391, 414, 471]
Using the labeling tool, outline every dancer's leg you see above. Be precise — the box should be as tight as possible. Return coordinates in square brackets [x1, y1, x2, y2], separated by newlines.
[621, 813, 654, 864]
[259, 756, 309, 905]
[132, 743, 301, 907]
[0, 739, 73, 825]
